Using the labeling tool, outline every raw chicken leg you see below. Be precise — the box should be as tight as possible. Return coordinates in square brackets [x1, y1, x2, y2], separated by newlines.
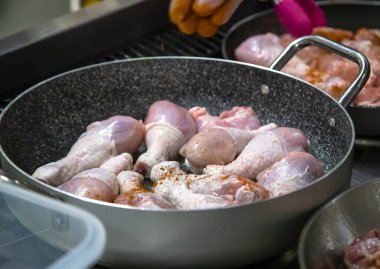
[58, 153, 133, 202]
[204, 127, 309, 179]
[115, 171, 174, 209]
[190, 106, 261, 132]
[134, 100, 197, 176]
[180, 123, 277, 174]
[151, 161, 269, 209]
[256, 151, 324, 197]
[33, 115, 145, 186]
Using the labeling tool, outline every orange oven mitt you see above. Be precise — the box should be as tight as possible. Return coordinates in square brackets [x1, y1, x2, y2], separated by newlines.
[169, 0, 243, 37]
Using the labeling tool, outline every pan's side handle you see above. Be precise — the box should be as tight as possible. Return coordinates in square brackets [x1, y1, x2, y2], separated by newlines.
[269, 35, 370, 108]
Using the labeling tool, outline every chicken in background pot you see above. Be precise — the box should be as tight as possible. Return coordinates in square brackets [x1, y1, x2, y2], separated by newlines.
[235, 27, 380, 106]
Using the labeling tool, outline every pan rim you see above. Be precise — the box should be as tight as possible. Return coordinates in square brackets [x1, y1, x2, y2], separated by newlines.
[0, 56, 355, 213]
[297, 177, 380, 269]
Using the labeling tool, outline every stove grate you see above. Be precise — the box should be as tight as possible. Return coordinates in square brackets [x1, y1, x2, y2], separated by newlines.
[96, 25, 229, 63]
[0, 24, 231, 112]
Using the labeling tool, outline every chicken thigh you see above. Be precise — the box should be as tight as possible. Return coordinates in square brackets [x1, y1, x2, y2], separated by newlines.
[204, 127, 309, 179]
[256, 151, 324, 197]
[180, 123, 277, 174]
[58, 153, 133, 202]
[134, 100, 197, 176]
[190, 106, 261, 132]
[151, 161, 269, 209]
[115, 171, 174, 209]
[33, 115, 145, 186]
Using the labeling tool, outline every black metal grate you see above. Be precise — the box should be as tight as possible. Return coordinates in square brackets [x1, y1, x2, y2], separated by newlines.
[96, 24, 229, 62]
[0, 25, 230, 113]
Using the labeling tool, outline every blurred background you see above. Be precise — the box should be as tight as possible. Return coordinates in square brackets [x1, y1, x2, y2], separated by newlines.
[0, 0, 103, 39]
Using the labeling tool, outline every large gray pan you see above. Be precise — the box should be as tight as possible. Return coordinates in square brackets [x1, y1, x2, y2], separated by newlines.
[0, 36, 369, 268]
[298, 177, 380, 269]
[222, 1, 380, 137]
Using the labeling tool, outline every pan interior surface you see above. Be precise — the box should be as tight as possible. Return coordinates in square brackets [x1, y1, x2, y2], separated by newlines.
[0, 57, 352, 179]
[298, 178, 380, 269]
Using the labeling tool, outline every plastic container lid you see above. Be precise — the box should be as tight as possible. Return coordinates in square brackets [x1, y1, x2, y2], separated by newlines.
[0, 180, 106, 269]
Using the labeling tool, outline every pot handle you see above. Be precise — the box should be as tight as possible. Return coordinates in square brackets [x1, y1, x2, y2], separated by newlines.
[269, 35, 370, 108]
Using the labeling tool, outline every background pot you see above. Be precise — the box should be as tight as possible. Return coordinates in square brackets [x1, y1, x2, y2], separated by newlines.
[222, 1, 380, 136]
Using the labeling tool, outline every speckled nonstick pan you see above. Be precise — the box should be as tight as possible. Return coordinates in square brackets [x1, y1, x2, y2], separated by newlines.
[222, 1, 380, 137]
[0, 36, 369, 268]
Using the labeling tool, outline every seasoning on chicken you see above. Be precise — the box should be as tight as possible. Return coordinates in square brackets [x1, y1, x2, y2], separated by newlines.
[189, 106, 261, 132]
[151, 161, 269, 209]
[180, 123, 277, 174]
[58, 153, 133, 202]
[256, 151, 324, 197]
[33, 115, 145, 186]
[312, 26, 354, 42]
[115, 171, 174, 209]
[204, 127, 309, 179]
[134, 100, 197, 176]
[344, 229, 380, 269]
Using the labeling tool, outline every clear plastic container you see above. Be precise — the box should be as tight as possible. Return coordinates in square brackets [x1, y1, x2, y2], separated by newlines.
[0, 180, 106, 269]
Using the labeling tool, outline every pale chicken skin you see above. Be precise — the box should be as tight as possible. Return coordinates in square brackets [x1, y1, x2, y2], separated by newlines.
[204, 127, 309, 179]
[134, 100, 197, 176]
[33, 115, 145, 186]
[189, 106, 261, 132]
[180, 123, 277, 174]
[36, 101, 324, 210]
[256, 151, 324, 197]
[235, 33, 310, 79]
[235, 33, 285, 67]
[58, 153, 133, 202]
[344, 229, 380, 269]
[151, 161, 269, 209]
[115, 171, 174, 209]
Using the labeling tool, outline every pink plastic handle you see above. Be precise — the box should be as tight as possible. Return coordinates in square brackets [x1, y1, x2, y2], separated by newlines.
[274, 0, 327, 37]
[294, 0, 326, 27]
